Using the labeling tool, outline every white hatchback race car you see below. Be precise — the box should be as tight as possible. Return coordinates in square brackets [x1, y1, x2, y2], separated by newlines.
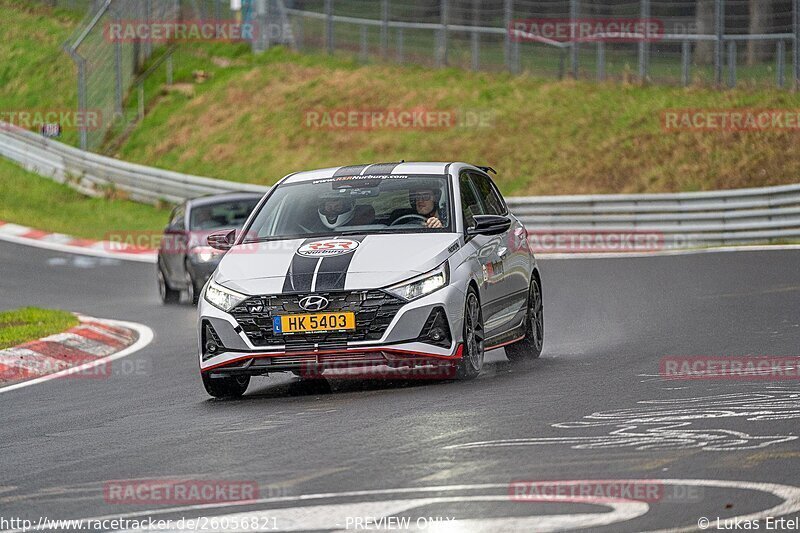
[197, 162, 543, 398]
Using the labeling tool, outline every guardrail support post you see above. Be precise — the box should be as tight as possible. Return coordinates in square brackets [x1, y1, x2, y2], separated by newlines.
[638, 0, 650, 82]
[777, 40, 785, 88]
[714, 0, 724, 86]
[380, 0, 389, 59]
[325, 0, 334, 55]
[504, 0, 513, 72]
[570, 0, 579, 79]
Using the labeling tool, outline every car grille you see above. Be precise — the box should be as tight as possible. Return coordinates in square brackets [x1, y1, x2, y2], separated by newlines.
[230, 290, 405, 349]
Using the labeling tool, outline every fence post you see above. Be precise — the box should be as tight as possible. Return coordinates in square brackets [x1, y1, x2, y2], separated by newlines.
[597, 41, 605, 81]
[166, 54, 173, 86]
[714, 0, 724, 86]
[143, 0, 152, 58]
[325, 0, 334, 55]
[682, 40, 691, 86]
[113, 11, 123, 117]
[251, 0, 266, 52]
[570, 0, 579, 78]
[471, 0, 479, 71]
[264, 0, 272, 50]
[638, 0, 650, 82]
[794, 0, 799, 89]
[438, 0, 448, 67]
[380, 0, 389, 59]
[360, 25, 368, 61]
[777, 40, 786, 88]
[138, 83, 145, 121]
[77, 56, 88, 151]
[397, 26, 404, 63]
[504, 0, 513, 72]
[727, 40, 736, 88]
[296, 15, 304, 51]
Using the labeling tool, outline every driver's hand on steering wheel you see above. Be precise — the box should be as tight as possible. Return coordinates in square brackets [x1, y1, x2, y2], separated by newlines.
[425, 217, 443, 229]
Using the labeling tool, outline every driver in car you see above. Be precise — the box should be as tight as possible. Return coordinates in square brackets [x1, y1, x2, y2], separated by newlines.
[317, 194, 375, 229]
[410, 185, 446, 229]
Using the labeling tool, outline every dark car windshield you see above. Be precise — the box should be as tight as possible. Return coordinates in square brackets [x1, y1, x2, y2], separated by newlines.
[243, 174, 453, 242]
[190, 200, 260, 231]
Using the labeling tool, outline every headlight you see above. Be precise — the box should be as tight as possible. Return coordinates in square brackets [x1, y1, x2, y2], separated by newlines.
[204, 281, 248, 312]
[386, 261, 449, 301]
[191, 246, 222, 263]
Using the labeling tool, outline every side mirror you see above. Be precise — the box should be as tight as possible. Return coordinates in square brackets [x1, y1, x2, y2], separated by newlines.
[207, 229, 236, 251]
[467, 215, 512, 236]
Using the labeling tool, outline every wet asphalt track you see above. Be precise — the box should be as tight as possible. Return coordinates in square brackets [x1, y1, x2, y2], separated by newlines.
[1, 239, 800, 532]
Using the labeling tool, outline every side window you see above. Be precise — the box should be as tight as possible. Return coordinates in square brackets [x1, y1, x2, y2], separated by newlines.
[459, 173, 484, 229]
[470, 172, 507, 216]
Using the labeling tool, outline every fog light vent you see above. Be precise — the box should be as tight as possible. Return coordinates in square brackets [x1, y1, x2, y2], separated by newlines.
[418, 307, 452, 349]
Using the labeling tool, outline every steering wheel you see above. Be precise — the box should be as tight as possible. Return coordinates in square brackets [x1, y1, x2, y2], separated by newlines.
[390, 214, 428, 227]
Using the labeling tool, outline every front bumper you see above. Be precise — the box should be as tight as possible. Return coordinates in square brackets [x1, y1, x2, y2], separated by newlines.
[197, 283, 467, 376]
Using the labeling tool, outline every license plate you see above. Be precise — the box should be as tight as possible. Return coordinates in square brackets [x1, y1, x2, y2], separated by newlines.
[273, 312, 356, 334]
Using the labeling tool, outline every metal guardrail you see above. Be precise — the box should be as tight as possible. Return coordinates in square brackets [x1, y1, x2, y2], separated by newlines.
[2, 123, 800, 246]
[0, 124, 267, 205]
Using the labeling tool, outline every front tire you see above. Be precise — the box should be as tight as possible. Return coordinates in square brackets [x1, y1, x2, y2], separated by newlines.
[506, 275, 544, 362]
[157, 265, 180, 304]
[202, 373, 250, 399]
[455, 287, 485, 380]
[184, 263, 200, 305]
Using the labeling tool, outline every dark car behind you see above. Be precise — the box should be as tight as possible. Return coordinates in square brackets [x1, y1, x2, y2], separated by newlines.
[157, 192, 263, 304]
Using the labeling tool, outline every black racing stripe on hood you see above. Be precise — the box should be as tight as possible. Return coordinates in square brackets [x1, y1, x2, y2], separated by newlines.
[362, 162, 401, 175]
[282, 238, 321, 294]
[333, 165, 369, 177]
[311, 235, 367, 292]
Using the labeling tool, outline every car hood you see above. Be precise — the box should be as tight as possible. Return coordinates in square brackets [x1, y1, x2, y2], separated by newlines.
[215, 233, 459, 295]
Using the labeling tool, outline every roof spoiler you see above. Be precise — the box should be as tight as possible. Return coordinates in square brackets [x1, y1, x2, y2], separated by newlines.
[476, 166, 497, 175]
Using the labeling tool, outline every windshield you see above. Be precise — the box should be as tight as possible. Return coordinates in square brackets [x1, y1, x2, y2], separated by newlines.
[190, 200, 260, 231]
[243, 174, 453, 241]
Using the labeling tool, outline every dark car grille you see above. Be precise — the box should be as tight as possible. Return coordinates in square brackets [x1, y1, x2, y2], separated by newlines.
[230, 290, 405, 349]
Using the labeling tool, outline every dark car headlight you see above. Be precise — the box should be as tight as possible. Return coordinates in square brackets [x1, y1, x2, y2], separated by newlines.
[190, 246, 224, 263]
